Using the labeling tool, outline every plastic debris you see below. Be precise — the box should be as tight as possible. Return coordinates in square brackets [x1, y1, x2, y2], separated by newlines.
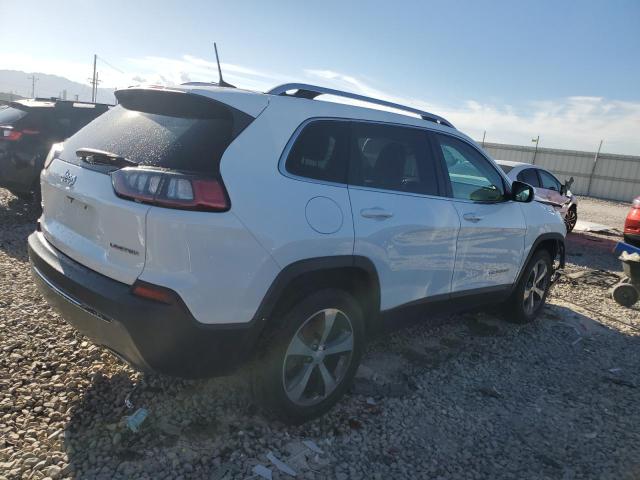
[366, 397, 377, 406]
[125, 408, 148, 432]
[266, 452, 296, 477]
[124, 383, 139, 409]
[302, 440, 323, 454]
[620, 251, 640, 262]
[253, 464, 273, 480]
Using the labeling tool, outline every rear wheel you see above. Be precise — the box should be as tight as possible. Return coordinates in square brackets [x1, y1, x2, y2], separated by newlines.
[564, 206, 577, 233]
[253, 289, 365, 424]
[505, 249, 552, 323]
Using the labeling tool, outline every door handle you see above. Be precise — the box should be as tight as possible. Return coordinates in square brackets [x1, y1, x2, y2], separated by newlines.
[463, 213, 482, 223]
[361, 208, 393, 219]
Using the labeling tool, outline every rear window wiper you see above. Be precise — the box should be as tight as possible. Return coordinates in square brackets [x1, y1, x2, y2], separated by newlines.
[76, 148, 137, 168]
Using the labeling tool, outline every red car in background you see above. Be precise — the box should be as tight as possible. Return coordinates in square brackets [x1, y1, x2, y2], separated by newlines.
[624, 197, 640, 247]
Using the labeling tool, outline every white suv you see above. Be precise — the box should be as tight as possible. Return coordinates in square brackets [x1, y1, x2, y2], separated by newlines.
[28, 83, 566, 422]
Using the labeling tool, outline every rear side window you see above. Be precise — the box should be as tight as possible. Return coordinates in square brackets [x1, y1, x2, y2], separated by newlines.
[539, 170, 561, 191]
[60, 90, 252, 175]
[285, 120, 349, 184]
[517, 168, 540, 187]
[349, 122, 439, 195]
[436, 134, 505, 202]
[0, 106, 27, 125]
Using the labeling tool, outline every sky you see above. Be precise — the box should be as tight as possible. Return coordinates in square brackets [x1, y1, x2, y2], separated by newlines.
[1, 0, 639, 154]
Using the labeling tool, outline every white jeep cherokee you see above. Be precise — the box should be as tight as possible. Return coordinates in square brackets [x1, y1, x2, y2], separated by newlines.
[29, 83, 565, 422]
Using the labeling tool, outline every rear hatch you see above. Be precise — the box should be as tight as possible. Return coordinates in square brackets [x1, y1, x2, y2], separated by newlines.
[40, 87, 257, 284]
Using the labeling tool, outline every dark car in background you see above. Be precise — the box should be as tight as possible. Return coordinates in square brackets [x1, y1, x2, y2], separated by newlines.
[0, 98, 110, 201]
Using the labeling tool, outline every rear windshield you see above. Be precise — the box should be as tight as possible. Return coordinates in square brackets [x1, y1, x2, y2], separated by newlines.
[59, 91, 252, 175]
[0, 106, 27, 125]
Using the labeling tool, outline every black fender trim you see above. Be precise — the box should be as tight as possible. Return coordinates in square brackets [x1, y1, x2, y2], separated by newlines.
[512, 232, 566, 291]
[251, 255, 381, 325]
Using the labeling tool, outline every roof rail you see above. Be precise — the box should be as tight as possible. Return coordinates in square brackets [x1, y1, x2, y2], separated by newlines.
[267, 83, 454, 128]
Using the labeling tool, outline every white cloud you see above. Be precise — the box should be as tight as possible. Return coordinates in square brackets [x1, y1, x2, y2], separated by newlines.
[1, 53, 638, 155]
[302, 70, 640, 155]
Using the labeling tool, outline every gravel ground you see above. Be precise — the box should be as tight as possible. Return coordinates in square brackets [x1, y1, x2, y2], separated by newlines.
[1, 190, 639, 480]
[575, 196, 630, 230]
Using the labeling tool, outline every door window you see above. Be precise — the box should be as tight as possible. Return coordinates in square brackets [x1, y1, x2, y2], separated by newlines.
[517, 168, 540, 187]
[349, 122, 439, 195]
[285, 120, 349, 184]
[436, 134, 505, 202]
[538, 170, 562, 192]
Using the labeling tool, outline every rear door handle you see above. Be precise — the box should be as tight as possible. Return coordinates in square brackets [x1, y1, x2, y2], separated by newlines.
[463, 213, 482, 223]
[361, 208, 393, 219]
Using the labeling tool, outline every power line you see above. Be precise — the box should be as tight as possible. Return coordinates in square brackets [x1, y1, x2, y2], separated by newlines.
[97, 55, 125, 74]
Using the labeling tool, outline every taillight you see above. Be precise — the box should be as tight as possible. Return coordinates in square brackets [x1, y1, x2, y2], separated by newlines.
[1, 127, 39, 141]
[43, 143, 64, 170]
[111, 167, 230, 212]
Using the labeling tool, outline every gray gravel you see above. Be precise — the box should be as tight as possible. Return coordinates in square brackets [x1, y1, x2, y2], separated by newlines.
[1, 189, 639, 480]
[576, 196, 631, 230]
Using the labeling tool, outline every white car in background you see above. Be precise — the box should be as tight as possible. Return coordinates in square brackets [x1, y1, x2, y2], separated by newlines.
[495, 160, 577, 232]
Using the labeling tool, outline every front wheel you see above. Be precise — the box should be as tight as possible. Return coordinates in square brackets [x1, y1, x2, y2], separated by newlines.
[564, 207, 577, 233]
[504, 249, 552, 323]
[252, 289, 365, 424]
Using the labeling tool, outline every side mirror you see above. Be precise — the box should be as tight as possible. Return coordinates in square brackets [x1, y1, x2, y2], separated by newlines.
[511, 180, 534, 203]
[566, 177, 574, 190]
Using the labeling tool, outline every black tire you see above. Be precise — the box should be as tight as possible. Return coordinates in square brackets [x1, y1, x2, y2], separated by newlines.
[564, 206, 577, 233]
[252, 289, 365, 424]
[504, 249, 552, 324]
[612, 283, 639, 307]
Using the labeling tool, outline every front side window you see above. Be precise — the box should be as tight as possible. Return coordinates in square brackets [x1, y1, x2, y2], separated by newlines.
[436, 134, 505, 202]
[539, 170, 561, 192]
[285, 120, 349, 184]
[517, 168, 540, 187]
[349, 122, 439, 195]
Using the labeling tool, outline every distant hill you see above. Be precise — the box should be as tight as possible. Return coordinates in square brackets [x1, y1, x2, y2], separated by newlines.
[0, 70, 116, 104]
[0, 91, 25, 102]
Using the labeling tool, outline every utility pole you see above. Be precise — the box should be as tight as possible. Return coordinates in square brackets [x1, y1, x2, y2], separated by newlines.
[531, 135, 540, 164]
[90, 54, 97, 102]
[586, 139, 604, 196]
[481, 130, 486, 148]
[27, 75, 39, 98]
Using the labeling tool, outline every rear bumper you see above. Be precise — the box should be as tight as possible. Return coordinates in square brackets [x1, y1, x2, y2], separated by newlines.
[28, 232, 263, 378]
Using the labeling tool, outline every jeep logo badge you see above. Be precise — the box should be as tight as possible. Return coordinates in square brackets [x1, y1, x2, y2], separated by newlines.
[61, 170, 77, 187]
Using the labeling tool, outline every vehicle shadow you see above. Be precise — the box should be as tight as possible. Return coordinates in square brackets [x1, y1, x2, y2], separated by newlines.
[565, 231, 622, 272]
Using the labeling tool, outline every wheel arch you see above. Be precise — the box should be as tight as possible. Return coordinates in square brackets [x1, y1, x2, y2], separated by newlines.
[514, 233, 565, 289]
[253, 256, 381, 339]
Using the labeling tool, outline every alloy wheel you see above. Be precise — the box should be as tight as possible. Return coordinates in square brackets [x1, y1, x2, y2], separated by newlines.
[565, 209, 577, 231]
[282, 308, 354, 406]
[523, 259, 549, 315]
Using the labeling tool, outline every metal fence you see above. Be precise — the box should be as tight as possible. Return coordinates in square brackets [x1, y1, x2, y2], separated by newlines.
[480, 141, 640, 202]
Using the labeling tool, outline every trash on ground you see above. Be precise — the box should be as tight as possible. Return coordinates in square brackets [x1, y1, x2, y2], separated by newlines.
[266, 452, 296, 477]
[366, 397, 376, 405]
[124, 382, 139, 409]
[609, 367, 622, 374]
[125, 407, 149, 432]
[302, 440, 323, 454]
[573, 220, 620, 235]
[478, 386, 503, 398]
[253, 464, 273, 480]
